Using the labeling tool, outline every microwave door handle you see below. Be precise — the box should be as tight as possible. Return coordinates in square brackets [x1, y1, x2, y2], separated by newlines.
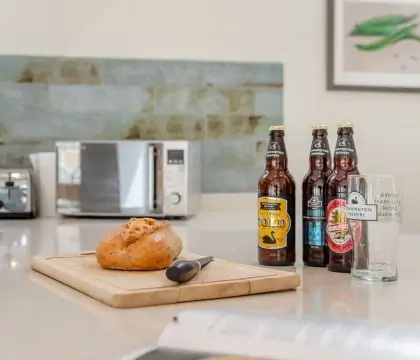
[148, 144, 156, 212]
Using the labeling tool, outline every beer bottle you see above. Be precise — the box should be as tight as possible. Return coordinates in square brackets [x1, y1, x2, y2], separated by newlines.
[326, 122, 360, 273]
[302, 124, 332, 267]
[258, 125, 296, 266]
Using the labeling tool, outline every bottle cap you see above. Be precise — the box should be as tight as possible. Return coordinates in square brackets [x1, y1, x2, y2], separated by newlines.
[269, 125, 285, 131]
[312, 124, 328, 130]
[337, 122, 354, 128]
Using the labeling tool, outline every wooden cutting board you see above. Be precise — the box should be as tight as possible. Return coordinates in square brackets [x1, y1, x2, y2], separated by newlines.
[31, 252, 300, 309]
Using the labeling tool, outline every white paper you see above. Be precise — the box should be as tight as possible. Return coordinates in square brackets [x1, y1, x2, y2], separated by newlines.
[153, 309, 420, 360]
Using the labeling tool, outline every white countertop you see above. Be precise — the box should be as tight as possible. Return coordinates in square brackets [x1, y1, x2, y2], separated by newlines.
[0, 212, 419, 360]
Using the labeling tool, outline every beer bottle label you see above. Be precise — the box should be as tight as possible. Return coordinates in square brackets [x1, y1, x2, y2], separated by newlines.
[334, 138, 355, 156]
[266, 142, 285, 158]
[258, 196, 292, 249]
[310, 139, 330, 157]
[326, 199, 362, 254]
[303, 195, 325, 246]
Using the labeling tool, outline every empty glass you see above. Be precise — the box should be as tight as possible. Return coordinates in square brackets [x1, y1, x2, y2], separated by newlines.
[346, 174, 402, 282]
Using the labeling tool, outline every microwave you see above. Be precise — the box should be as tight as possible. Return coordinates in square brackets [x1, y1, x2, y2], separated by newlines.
[55, 140, 201, 218]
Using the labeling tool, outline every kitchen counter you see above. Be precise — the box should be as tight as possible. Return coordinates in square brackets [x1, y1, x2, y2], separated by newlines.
[0, 212, 419, 360]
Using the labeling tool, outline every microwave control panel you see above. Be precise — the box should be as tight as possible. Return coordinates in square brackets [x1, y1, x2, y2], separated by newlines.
[164, 148, 186, 212]
[167, 149, 184, 165]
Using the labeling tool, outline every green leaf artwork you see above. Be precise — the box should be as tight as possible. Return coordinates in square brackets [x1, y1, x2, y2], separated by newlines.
[348, 13, 420, 52]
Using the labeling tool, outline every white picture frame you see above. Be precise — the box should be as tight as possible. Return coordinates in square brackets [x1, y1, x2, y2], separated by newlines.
[327, 0, 420, 92]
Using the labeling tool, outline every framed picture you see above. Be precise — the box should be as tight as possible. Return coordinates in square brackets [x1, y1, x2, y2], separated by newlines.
[327, 0, 420, 92]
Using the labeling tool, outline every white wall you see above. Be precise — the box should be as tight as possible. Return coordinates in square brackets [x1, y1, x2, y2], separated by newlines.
[0, 0, 418, 230]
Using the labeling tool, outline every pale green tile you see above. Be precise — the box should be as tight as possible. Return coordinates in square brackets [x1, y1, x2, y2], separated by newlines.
[253, 88, 283, 116]
[103, 59, 162, 86]
[189, 87, 230, 115]
[103, 59, 203, 86]
[0, 111, 105, 140]
[202, 138, 257, 192]
[58, 58, 103, 85]
[155, 87, 190, 115]
[160, 115, 204, 141]
[105, 114, 167, 141]
[204, 115, 230, 140]
[49, 85, 153, 113]
[202, 62, 283, 85]
[0, 56, 28, 82]
[0, 84, 49, 112]
[249, 63, 283, 84]
[0, 140, 55, 167]
[14, 56, 60, 84]
[228, 115, 283, 138]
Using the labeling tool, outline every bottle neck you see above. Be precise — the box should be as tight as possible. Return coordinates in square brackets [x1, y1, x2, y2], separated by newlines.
[333, 132, 358, 171]
[309, 131, 331, 171]
[265, 131, 288, 171]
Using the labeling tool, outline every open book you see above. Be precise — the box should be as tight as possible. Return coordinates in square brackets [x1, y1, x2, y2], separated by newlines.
[122, 309, 420, 360]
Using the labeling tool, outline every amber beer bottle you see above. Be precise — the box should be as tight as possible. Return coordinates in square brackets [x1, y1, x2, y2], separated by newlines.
[302, 125, 332, 267]
[326, 122, 360, 273]
[258, 126, 296, 266]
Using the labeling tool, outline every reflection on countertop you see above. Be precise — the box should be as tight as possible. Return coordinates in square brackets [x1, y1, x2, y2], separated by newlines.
[0, 212, 419, 360]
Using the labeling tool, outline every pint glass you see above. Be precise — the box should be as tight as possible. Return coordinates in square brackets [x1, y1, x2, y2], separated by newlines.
[346, 175, 402, 282]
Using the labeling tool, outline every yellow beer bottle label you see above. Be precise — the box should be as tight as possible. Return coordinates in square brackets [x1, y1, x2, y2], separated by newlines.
[258, 196, 291, 249]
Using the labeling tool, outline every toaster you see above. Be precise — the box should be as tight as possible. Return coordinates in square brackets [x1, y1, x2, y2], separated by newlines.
[0, 169, 36, 219]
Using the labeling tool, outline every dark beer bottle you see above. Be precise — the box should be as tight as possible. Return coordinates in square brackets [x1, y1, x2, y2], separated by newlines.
[302, 125, 332, 267]
[258, 125, 296, 266]
[326, 122, 360, 273]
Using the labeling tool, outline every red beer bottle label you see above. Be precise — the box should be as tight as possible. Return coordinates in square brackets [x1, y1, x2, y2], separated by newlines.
[326, 199, 362, 254]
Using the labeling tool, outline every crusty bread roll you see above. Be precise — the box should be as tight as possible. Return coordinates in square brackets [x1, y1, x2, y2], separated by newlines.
[95, 218, 183, 270]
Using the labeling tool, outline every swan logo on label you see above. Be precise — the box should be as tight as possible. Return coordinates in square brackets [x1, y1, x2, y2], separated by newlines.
[326, 198, 362, 254]
[258, 196, 291, 249]
[348, 191, 366, 205]
[346, 191, 378, 221]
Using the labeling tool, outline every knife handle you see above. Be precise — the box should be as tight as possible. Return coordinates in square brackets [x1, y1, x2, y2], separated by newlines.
[166, 260, 203, 283]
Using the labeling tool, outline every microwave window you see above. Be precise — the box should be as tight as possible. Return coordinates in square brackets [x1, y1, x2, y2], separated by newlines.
[167, 150, 184, 165]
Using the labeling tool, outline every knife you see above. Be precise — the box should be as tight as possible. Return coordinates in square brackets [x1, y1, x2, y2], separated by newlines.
[165, 256, 214, 284]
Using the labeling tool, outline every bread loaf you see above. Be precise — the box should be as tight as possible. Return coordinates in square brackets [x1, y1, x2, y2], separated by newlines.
[96, 218, 183, 270]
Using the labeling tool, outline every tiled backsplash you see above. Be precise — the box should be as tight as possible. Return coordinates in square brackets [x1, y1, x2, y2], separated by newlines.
[0, 56, 283, 193]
